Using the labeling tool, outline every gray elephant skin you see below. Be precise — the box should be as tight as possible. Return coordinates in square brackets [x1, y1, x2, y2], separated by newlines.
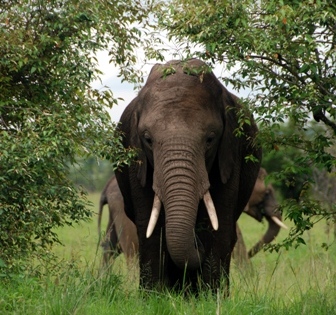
[114, 59, 262, 294]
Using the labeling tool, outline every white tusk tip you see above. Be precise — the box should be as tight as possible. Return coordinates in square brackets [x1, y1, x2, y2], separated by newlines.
[271, 216, 289, 230]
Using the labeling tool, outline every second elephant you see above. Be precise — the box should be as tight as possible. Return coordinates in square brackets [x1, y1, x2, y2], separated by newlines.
[98, 176, 138, 266]
[234, 168, 288, 263]
[244, 167, 288, 258]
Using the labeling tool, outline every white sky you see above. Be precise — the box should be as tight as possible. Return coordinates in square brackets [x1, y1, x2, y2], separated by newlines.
[91, 50, 139, 122]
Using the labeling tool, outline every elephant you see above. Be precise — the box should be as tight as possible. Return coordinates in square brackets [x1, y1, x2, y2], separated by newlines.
[233, 167, 288, 263]
[98, 176, 138, 266]
[244, 167, 288, 257]
[114, 58, 262, 294]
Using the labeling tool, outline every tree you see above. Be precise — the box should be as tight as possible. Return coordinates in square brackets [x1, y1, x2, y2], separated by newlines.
[0, 0, 156, 274]
[159, 1, 336, 248]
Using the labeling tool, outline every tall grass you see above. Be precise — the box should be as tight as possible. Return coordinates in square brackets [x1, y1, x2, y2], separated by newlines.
[0, 193, 335, 314]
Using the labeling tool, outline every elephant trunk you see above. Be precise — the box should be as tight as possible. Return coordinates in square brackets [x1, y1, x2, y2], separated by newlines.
[164, 181, 204, 270]
[248, 217, 280, 258]
[248, 186, 288, 258]
[153, 141, 210, 270]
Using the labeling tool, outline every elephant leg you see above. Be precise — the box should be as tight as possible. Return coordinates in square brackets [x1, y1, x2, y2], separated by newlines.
[102, 225, 121, 266]
[220, 253, 232, 298]
[201, 246, 233, 297]
[201, 188, 239, 297]
[232, 224, 249, 266]
[138, 226, 168, 290]
[118, 218, 139, 268]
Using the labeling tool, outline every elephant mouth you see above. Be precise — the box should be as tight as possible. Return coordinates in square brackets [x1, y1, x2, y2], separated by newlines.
[146, 190, 219, 238]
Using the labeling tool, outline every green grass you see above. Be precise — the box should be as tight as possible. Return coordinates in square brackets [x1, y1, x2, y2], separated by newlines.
[1, 193, 335, 314]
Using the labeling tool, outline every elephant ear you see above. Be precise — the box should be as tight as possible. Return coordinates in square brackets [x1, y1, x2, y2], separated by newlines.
[118, 98, 148, 188]
[136, 141, 148, 187]
[218, 91, 241, 184]
[218, 90, 261, 185]
[131, 111, 148, 187]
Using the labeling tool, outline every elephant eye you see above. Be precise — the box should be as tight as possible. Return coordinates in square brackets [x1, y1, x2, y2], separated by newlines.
[206, 133, 216, 148]
[143, 132, 153, 147]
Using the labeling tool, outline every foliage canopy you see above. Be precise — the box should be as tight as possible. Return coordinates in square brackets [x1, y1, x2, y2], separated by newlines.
[0, 0, 155, 273]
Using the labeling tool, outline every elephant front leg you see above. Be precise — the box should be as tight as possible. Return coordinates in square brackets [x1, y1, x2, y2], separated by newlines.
[201, 228, 236, 297]
[138, 228, 168, 290]
[201, 250, 232, 297]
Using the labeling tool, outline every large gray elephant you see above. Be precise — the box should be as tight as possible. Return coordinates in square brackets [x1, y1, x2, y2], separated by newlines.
[98, 176, 138, 266]
[115, 59, 261, 294]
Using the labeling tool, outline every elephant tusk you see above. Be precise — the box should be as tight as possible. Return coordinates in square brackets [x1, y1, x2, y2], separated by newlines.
[146, 194, 162, 238]
[271, 216, 288, 229]
[203, 191, 219, 231]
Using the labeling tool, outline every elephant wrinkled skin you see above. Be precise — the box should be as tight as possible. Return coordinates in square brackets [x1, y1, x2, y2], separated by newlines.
[115, 59, 261, 294]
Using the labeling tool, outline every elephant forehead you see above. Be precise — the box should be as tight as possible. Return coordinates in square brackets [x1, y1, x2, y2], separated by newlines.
[140, 104, 221, 134]
[141, 88, 221, 125]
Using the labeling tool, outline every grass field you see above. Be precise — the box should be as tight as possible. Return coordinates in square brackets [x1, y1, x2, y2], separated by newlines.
[1, 193, 335, 314]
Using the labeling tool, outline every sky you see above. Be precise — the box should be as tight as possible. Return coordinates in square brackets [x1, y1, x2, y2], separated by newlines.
[91, 50, 139, 122]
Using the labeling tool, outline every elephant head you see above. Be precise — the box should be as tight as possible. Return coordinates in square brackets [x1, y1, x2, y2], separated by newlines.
[244, 168, 288, 258]
[115, 59, 261, 292]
